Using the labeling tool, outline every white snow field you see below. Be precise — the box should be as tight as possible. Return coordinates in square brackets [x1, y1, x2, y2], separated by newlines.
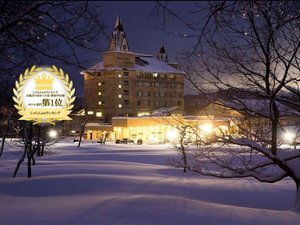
[0, 140, 299, 225]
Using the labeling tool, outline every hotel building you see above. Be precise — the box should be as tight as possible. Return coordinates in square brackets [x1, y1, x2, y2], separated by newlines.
[82, 16, 184, 124]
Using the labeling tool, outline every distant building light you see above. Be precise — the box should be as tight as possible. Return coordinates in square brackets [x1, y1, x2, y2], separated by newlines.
[166, 129, 178, 141]
[199, 124, 214, 134]
[118, 94, 122, 98]
[48, 130, 57, 138]
[283, 131, 295, 143]
[138, 112, 150, 117]
[118, 104, 122, 108]
[96, 112, 102, 117]
[118, 85, 122, 88]
[98, 92, 102, 96]
[98, 101, 102, 105]
[98, 82, 101, 86]
[87, 111, 94, 115]
[153, 73, 158, 77]
[118, 74, 122, 78]
[71, 130, 76, 134]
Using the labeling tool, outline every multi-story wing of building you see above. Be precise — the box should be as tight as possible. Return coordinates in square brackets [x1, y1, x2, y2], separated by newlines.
[82, 16, 185, 123]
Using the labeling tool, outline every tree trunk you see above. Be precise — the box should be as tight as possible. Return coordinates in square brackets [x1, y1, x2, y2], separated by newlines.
[179, 128, 188, 172]
[0, 124, 9, 157]
[271, 101, 279, 155]
[12, 143, 27, 177]
[294, 181, 300, 211]
[78, 119, 87, 148]
[27, 123, 33, 178]
[27, 152, 32, 178]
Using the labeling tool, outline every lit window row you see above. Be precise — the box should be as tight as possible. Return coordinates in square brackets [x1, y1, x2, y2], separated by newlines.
[87, 111, 102, 117]
[136, 81, 183, 88]
[136, 73, 176, 79]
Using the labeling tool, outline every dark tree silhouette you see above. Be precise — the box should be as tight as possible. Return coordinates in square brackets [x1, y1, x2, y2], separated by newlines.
[155, 1, 300, 210]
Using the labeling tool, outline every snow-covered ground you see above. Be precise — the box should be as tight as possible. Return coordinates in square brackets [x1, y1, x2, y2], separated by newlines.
[0, 139, 299, 225]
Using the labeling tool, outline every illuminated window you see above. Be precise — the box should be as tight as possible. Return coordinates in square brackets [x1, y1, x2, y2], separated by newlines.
[118, 104, 122, 108]
[87, 111, 94, 115]
[118, 74, 122, 78]
[138, 112, 150, 117]
[153, 73, 158, 77]
[98, 101, 102, 105]
[168, 74, 175, 79]
[118, 94, 122, 98]
[118, 85, 122, 88]
[98, 82, 102, 86]
[98, 92, 101, 96]
[96, 112, 102, 117]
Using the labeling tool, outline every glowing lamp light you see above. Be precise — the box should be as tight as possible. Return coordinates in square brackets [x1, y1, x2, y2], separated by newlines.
[166, 129, 178, 141]
[283, 131, 295, 143]
[49, 130, 57, 138]
[199, 124, 214, 134]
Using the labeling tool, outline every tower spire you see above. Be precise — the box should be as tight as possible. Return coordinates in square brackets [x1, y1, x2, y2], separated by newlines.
[114, 14, 124, 32]
[109, 15, 128, 52]
[157, 43, 168, 62]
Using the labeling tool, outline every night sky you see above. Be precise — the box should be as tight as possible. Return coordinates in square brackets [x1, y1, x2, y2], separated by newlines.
[69, 1, 200, 97]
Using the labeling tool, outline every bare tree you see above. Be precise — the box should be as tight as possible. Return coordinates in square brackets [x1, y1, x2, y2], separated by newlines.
[0, 1, 107, 77]
[155, 1, 300, 210]
[78, 119, 87, 148]
[1, 1, 107, 176]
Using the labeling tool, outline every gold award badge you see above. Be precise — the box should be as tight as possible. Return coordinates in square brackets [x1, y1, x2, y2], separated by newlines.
[13, 65, 76, 124]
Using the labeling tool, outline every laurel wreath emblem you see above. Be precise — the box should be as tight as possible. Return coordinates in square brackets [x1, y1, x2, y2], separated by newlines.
[13, 65, 76, 125]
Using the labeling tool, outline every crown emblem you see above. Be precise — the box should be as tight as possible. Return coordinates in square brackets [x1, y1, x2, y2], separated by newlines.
[35, 73, 54, 90]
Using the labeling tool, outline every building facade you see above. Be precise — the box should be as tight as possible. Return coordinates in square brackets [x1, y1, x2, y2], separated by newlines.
[83, 16, 184, 123]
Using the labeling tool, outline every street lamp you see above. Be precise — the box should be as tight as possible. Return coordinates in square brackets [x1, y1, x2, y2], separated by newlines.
[199, 124, 214, 134]
[283, 130, 298, 150]
[49, 129, 57, 138]
[283, 131, 295, 143]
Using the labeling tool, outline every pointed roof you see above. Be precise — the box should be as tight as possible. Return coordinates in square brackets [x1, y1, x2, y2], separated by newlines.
[159, 43, 166, 54]
[109, 15, 129, 52]
[114, 15, 124, 32]
[157, 43, 168, 62]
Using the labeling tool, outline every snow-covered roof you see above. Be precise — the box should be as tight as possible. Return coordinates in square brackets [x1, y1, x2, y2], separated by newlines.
[86, 123, 112, 127]
[135, 56, 182, 74]
[85, 54, 183, 74]
[221, 99, 300, 117]
[85, 62, 104, 73]
[151, 106, 180, 116]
